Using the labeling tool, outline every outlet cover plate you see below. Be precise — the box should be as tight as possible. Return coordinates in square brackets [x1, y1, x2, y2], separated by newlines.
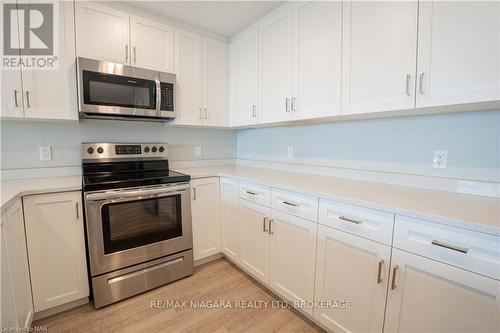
[433, 150, 448, 169]
[39, 146, 52, 161]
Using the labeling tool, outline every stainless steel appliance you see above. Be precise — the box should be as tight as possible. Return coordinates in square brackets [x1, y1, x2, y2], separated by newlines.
[77, 57, 175, 121]
[82, 142, 193, 308]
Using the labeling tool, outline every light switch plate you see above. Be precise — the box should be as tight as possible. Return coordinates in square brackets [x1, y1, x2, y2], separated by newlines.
[433, 150, 448, 169]
[39, 146, 52, 160]
[194, 146, 202, 157]
[287, 146, 294, 158]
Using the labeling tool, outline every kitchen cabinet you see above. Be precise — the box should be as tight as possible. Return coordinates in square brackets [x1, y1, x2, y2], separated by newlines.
[230, 30, 259, 126]
[385, 248, 500, 332]
[191, 177, 221, 261]
[220, 178, 239, 263]
[1, 199, 34, 329]
[341, 0, 418, 115]
[292, 1, 342, 120]
[269, 209, 317, 313]
[259, 6, 293, 124]
[130, 15, 174, 72]
[2, 1, 77, 121]
[415, 1, 500, 107]
[238, 199, 270, 284]
[203, 38, 227, 126]
[76, 1, 130, 64]
[23, 191, 89, 312]
[314, 225, 390, 333]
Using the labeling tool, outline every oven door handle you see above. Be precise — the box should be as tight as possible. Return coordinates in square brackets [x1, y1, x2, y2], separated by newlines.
[86, 185, 189, 202]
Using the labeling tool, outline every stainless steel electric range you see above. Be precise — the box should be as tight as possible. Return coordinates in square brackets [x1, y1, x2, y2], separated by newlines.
[81, 142, 193, 308]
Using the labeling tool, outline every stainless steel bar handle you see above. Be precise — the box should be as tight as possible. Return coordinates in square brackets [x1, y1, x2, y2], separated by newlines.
[339, 216, 362, 224]
[377, 259, 384, 284]
[285, 98, 290, 112]
[133, 46, 137, 64]
[391, 265, 399, 290]
[263, 217, 268, 232]
[204, 107, 208, 119]
[14, 90, 19, 107]
[291, 97, 296, 112]
[431, 240, 468, 254]
[25, 91, 31, 108]
[198, 107, 202, 120]
[419, 72, 425, 94]
[86, 185, 189, 201]
[282, 200, 298, 207]
[405, 74, 411, 96]
[192, 187, 197, 200]
[268, 219, 274, 234]
[245, 190, 257, 196]
[125, 45, 129, 62]
[75, 202, 79, 219]
[252, 105, 257, 117]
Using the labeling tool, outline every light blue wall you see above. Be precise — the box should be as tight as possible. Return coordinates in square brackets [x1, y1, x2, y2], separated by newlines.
[237, 111, 500, 182]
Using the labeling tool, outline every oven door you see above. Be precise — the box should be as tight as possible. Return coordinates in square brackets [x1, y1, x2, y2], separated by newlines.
[84, 183, 192, 276]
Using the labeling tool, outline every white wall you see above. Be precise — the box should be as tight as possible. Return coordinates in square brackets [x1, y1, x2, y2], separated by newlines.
[237, 111, 500, 183]
[0, 119, 236, 169]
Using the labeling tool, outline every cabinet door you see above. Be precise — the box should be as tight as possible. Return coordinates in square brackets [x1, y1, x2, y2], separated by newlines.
[231, 30, 259, 126]
[130, 15, 174, 72]
[22, 1, 77, 121]
[3, 200, 33, 328]
[238, 199, 270, 285]
[23, 192, 89, 312]
[342, 0, 418, 115]
[220, 178, 239, 263]
[385, 248, 500, 333]
[1, 219, 17, 329]
[75, 1, 130, 64]
[269, 210, 317, 314]
[191, 178, 221, 261]
[292, 1, 342, 120]
[203, 38, 227, 126]
[259, 7, 293, 123]
[416, 1, 500, 107]
[314, 225, 391, 333]
[174, 29, 203, 125]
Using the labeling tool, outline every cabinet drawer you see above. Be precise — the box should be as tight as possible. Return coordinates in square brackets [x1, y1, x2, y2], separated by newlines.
[271, 189, 318, 222]
[318, 199, 394, 245]
[394, 216, 500, 280]
[239, 182, 271, 207]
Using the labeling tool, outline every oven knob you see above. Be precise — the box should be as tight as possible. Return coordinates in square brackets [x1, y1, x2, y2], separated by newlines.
[87, 147, 94, 154]
[97, 147, 104, 154]
[144, 146, 150, 153]
[159, 146, 165, 153]
[152, 146, 157, 153]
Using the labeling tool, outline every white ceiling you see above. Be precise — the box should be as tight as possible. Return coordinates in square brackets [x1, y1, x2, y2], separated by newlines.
[126, 1, 283, 38]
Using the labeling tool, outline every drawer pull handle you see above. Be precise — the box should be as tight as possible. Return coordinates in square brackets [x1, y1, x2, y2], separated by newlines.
[431, 240, 468, 254]
[377, 259, 384, 284]
[263, 217, 268, 232]
[339, 216, 362, 224]
[268, 219, 274, 235]
[391, 265, 398, 290]
[246, 190, 257, 196]
[282, 200, 298, 207]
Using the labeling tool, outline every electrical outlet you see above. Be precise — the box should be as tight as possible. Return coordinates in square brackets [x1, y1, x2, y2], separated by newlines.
[194, 146, 202, 157]
[287, 146, 294, 158]
[433, 150, 448, 169]
[39, 146, 52, 161]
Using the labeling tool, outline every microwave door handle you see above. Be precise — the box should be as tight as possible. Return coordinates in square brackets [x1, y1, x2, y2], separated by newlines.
[155, 77, 161, 117]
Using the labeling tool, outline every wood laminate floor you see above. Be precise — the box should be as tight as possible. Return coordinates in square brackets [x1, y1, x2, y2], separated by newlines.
[34, 258, 323, 333]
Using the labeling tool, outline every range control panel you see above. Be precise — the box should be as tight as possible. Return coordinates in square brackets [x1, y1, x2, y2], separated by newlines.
[82, 143, 168, 161]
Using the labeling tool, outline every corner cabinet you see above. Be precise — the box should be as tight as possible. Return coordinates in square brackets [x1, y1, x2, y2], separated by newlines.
[191, 178, 221, 261]
[220, 178, 240, 262]
[1, 199, 34, 329]
[23, 192, 89, 312]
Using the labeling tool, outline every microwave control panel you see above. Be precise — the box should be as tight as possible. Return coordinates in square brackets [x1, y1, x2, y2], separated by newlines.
[160, 82, 174, 111]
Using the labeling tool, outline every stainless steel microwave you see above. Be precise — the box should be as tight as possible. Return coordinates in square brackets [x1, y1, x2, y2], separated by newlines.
[77, 57, 175, 121]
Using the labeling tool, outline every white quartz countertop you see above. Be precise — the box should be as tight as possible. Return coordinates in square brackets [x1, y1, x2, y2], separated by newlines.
[174, 165, 500, 235]
[1, 176, 82, 210]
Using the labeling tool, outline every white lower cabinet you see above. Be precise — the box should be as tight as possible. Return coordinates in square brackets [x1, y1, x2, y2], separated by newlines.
[314, 225, 390, 333]
[191, 177, 221, 261]
[269, 209, 317, 314]
[385, 248, 500, 333]
[1, 199, 34, 329]
[23, 191, 89, 312]
[220, 178, 240, 262]
[238, 199, 270, 284]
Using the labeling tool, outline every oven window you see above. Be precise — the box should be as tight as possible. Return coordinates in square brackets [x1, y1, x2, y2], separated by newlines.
[82, 70, 156, 110]
[101, 195, 182, 254]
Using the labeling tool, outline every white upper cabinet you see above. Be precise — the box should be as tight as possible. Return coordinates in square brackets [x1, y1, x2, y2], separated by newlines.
[292, 1, 342, 120]
[259, 7, 294, 123]
[342, 0, 418, 115]
[415, 1, 500, 107]
[203, 37, 227, 126]
[130, 15, 174, 72]
[230, 30, 259, 126]
[76, 2, 130, 64]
